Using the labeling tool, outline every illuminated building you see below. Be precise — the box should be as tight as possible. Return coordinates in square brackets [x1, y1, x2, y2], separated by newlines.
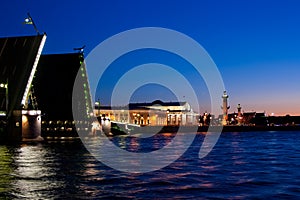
[227, 104, 244, 125]
[96, 100, 199, 126]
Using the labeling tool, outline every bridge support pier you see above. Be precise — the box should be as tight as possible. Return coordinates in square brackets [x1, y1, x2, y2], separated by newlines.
[8, 110, 43, 142]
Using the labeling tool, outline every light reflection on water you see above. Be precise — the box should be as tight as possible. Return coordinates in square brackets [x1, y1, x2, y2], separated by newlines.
[10, 144, 63, 199]
[0, 131, 300, 198]
[0, 146, 13, 195]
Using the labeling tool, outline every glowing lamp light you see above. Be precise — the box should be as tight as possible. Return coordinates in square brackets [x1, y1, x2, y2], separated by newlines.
[22, 115, 28, 123]
[22, 110, 41, 115]
[24, 17, 32, 24]
[0, 83, 7, 88]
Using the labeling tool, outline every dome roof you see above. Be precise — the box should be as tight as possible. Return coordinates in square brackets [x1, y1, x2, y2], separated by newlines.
[151, 99, 164, 105]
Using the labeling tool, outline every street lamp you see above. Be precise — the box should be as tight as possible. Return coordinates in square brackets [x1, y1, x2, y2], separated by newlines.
[24, 12, 40, 35]
[95, 100, 100, 117]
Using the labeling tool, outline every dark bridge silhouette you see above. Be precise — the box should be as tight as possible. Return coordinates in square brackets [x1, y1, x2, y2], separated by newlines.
[0, 34, 93, 142]
[34, 53, 93, 138]
[0, 34, 46, 141]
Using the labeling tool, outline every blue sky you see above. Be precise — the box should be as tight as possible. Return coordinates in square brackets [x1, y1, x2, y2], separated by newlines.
[1, 0, 300, 115]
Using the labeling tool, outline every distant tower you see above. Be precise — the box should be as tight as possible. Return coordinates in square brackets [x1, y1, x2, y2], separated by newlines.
[237, 104, 241, 116]
[221, 91, 230, 125]
[237, 104, 243, 125]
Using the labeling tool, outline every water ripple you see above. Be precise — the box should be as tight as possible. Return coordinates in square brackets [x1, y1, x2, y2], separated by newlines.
[0, 131, 300, 198]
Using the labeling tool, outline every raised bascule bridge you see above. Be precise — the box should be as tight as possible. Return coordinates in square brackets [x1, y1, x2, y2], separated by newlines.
[0, 34, 46, 142]
[0, 34, 93, 142]
[34, 52, 93, 139]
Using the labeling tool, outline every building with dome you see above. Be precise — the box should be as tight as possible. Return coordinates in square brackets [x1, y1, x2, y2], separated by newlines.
[95, 100, 199, 126]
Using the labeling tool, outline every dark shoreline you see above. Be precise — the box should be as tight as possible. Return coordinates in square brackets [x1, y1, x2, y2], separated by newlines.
[42, 125, 300, 139]
[3, 125, 299, 141]
[112, 124, 300, 135]
[1, 125, 300, 143]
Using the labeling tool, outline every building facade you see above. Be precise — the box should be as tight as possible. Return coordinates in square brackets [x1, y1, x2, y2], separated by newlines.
[95, 100, 199, 126]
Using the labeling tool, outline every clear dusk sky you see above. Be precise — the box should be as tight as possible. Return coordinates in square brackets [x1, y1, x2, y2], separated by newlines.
[1, 0, 300, 116]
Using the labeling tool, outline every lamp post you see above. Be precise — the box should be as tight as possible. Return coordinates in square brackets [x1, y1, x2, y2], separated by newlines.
[95, 100, 100, 117]
[24, 12, 40, 35]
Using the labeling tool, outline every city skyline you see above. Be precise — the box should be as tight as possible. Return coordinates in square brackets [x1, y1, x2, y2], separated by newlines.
[1, 0, 300, 115]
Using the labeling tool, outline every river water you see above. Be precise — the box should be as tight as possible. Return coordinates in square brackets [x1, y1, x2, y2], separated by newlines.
[1, 131, 300, 199]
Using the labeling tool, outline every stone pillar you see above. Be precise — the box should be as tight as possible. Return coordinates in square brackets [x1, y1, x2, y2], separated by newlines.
[237, 104, 243, 125]
[222, 91, 230, 125]
[9, 110, 43, 142]
[21, 110, 42, 141]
